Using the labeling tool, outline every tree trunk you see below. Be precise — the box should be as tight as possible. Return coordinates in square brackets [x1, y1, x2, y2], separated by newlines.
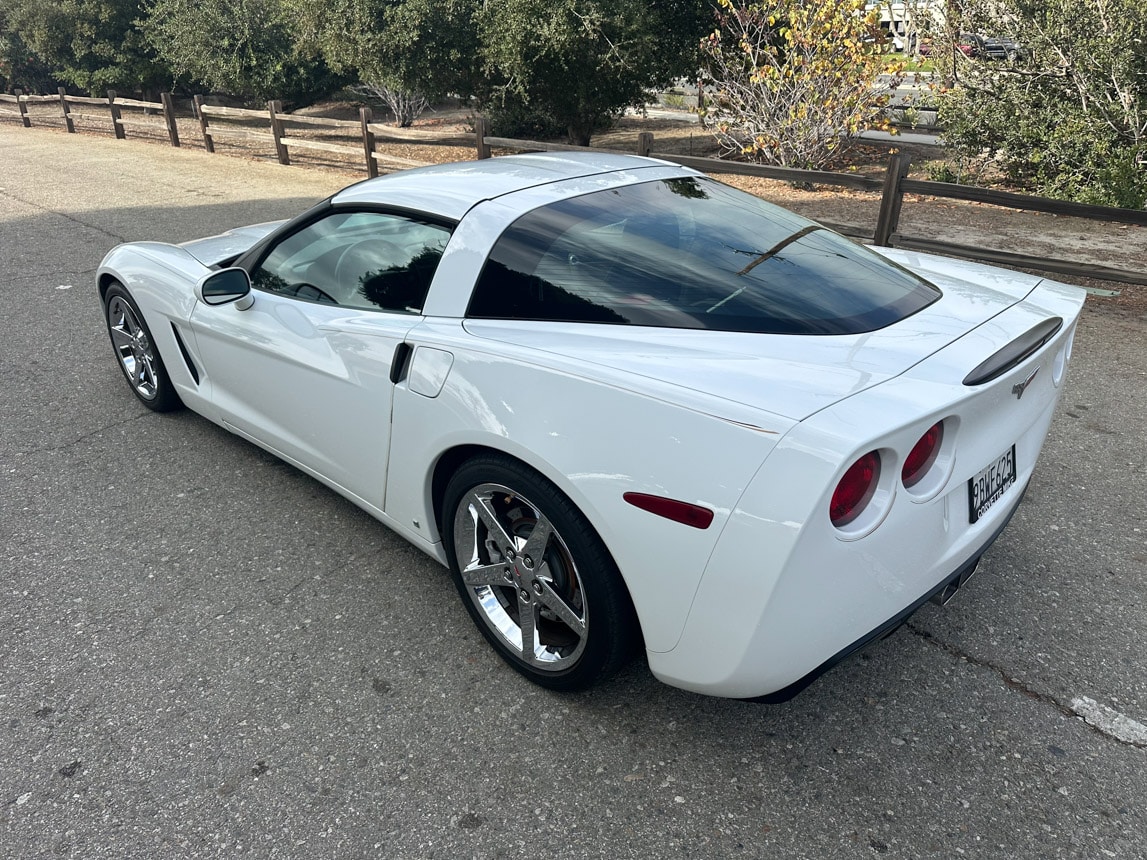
[567, 121, 593, 147]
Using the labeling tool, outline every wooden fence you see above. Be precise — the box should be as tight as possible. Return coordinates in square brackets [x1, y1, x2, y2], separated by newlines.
[192, 97, 476, 176]
[0, 88, 180, 146]
[4, 90, 1144, 285]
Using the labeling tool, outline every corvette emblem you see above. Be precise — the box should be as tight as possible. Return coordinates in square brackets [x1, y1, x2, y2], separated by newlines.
[1012, 366, 1040, 399]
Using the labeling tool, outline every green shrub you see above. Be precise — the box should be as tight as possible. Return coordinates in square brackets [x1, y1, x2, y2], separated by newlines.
[936, 0, 1147, 209]
[483, 98, 589, 141]
[926, 162, 961, 184]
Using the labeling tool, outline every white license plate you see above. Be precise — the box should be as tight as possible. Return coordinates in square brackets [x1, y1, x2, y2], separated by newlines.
[968, 445, 1016, 523]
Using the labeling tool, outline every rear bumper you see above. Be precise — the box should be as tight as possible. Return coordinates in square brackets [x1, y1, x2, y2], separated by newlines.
[746, 480, 1026, 703]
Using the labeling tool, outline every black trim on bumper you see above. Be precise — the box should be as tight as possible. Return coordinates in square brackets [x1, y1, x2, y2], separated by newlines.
[746, 481, 1029, 704]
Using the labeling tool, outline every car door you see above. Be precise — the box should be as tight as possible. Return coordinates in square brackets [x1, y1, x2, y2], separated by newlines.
[188, 209, 452, 508]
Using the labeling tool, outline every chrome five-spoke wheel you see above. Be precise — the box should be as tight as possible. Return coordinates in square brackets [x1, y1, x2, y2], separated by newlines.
[103, 282, 181, 412]
[108, 295, 159, 400]
[444, 455, 636, 691]
[454, 482, 588, 671]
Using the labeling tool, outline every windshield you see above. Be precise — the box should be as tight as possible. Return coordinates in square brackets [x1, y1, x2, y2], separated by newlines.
[467, 176, 940, 334]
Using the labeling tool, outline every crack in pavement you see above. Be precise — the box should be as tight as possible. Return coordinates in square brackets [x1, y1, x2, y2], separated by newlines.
[10, 412, 153, 458]
[0, 188, 130, 246]
[905, 622, 1147, 749]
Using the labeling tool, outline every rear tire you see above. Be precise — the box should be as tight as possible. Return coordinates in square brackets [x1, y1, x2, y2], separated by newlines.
[443, 454, 637, 691]
[104, 282, 182, 412]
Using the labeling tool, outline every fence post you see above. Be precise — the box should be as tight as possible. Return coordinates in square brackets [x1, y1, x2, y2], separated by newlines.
[268, 100, 290, 165]
[160, 92, 180, 147]
[193, 95, 214, 152]
[636, 132, 653, 157]
[107, 90, 125, 139]
[874, 153, 912, 246]
[360, 107, 378, 178]
[58, 88, 75, 133]
[14, 89, 30, 127]
[474, 116, 491, 160]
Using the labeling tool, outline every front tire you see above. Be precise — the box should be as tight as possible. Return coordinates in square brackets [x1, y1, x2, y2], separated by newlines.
[103, 282, 182, 412]
[443, 455, 637, 691]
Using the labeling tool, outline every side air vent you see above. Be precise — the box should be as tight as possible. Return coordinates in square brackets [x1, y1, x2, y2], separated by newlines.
[170, 324, 200, 385]
[963, 317, 1062, 386]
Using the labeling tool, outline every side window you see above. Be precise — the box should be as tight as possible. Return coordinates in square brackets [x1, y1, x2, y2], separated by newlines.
[252, 211, 451, 314]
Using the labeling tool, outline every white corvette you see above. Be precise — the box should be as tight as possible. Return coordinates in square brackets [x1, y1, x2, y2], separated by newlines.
[98, 153, 1084, 700]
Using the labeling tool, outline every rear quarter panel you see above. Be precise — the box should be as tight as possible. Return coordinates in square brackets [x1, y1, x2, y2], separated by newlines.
[385, 320, 795, 653]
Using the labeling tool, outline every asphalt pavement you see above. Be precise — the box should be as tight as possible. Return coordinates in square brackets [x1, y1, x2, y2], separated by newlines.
[1, 127, 1145, 859]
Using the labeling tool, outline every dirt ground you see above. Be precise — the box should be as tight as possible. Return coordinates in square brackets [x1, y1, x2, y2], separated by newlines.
[7, 98, 1145, 316]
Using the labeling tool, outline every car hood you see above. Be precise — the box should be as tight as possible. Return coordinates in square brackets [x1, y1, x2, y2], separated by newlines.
[463, 251, 1044, 421]
[179, 221, 285, 266]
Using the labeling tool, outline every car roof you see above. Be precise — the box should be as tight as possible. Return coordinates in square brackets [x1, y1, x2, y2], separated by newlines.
[331, 152, 684, 221]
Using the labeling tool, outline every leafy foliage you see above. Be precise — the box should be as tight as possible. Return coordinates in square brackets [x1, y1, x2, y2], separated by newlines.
[938, 0, 1147, 208]
[289, 0, 481, 112]
[478, 0, 711, 146]
[0, 0, 166, 94]
[699, 0, 899, 168]
[0, 15, 58, 92]
[142, 0, 340, 103]
[481, 99, 568, 141]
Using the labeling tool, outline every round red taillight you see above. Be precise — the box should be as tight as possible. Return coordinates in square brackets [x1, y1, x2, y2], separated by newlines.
[902, 422, 944, 489]
[830, 451, 881, 528]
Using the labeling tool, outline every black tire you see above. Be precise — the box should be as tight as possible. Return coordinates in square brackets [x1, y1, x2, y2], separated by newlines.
[103, 282, 183, 412]
[443, 454, 637, 691]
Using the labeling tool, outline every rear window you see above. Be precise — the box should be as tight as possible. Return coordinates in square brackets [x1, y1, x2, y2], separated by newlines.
[467, 177, 940, 334]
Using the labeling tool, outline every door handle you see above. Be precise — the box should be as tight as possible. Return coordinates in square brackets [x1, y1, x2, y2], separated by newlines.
[390, 342, 414, 384]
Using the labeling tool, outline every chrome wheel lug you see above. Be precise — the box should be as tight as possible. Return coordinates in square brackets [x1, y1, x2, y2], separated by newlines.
[532, 580, 543, 596]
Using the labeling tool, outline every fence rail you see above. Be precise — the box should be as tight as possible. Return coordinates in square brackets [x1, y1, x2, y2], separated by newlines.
[4, 89, 1144, 285]
[1, 88, 179, 145]
[898, 178, 1147, 227]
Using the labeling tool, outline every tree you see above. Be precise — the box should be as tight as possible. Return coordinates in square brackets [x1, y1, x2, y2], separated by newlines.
[142, 0, 340, 103]
[0, 0, 167, 94]
[937, 0, 1147, 207]
[699, 0, 900, 169]
[288, 0, 481, 124]
[0, 13, 58, 93]
[478, 0, 711, 146]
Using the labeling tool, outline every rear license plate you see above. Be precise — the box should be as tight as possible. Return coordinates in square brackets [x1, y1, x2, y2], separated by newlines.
[968, 445, 1016, 523]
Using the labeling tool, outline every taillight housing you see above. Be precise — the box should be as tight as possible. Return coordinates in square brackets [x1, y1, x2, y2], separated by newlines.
[830, 451, 881, 528]
[902, 422, 944, 489]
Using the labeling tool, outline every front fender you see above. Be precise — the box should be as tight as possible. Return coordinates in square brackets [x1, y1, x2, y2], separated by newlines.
[97, 242, 214, 412]
[98, 242, 209, 323]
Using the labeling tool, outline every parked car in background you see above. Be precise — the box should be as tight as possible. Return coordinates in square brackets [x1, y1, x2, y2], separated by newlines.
[918, 33, 1021, 61]
[978, 34, 1022, 60]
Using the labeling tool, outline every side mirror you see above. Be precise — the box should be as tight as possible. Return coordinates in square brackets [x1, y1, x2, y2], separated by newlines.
[196, 267, 254, 310]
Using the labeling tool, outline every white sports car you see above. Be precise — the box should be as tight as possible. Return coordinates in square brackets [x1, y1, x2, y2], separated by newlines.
[98, 153, 1084, 700]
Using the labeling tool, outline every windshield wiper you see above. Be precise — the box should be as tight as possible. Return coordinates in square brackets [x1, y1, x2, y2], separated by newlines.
[706, 225, 826, 314]
[736, 224, 824, 277]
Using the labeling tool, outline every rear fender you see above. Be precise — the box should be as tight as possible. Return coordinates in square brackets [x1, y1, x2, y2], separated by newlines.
[385, 329, 793, 653]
